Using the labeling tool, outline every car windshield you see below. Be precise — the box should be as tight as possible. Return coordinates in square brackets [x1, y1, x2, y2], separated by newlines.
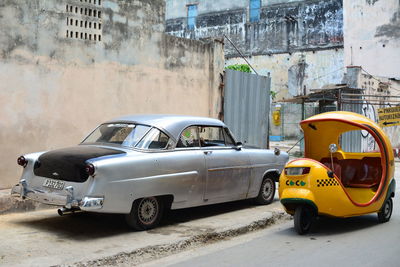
[82, 123, 154, 148]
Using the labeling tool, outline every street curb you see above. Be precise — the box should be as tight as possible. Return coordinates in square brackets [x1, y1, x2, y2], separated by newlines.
[68, 211, 291, 267]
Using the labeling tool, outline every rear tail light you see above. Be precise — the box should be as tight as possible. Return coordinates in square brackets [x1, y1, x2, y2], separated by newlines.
[284, 167, 310, 176]
[85, 163, 96, 177]
[17, 156, 28, 167]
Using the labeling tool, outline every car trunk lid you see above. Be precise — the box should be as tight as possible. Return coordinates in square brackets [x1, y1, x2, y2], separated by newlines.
[33, 146, 126, 183]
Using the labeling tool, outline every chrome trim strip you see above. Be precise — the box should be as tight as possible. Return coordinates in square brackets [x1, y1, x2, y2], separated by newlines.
[208, 164, 272, 172]
[208, 165, 254, 172]
[11, 180, 79, 208]
[110, 171, 199, 183]
[25, 190, 69, 206]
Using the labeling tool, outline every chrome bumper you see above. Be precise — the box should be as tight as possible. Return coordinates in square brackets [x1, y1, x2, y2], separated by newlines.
[11, 179, 103, 211]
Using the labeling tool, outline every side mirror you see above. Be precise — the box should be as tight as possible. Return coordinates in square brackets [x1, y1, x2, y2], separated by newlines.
[329, 144, 338, 153]
[235, 142, 243, 150]
[274, 147, 280, 156]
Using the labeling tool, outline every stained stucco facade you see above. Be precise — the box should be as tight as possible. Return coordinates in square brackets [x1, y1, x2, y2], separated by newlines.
[0, 0, 225, 189]
[342, 0, 400, 151]
[166, 0, 344, 100]
[343, 0, 400, 79]
[225, 48, 343, 100]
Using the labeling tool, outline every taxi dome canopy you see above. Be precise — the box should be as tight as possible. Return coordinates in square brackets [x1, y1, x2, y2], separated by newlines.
[300, 111, 391, 160]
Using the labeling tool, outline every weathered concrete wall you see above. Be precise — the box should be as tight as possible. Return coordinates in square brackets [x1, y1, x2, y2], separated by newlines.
[342, 66, 400, 153]
[343, 0, 400, 78]
[0, 0, 224, 189]
[167, 0, 322, 20]
[358, 72, 400, 151]
[342, 0, 400, 153]
[166, 0, 245, 19]
[166, 0, 343, 57]
[166, 0, 344, 100]
[226, 48, 344, 99]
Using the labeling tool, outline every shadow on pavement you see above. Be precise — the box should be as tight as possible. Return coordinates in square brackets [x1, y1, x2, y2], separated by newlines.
[310, 214, 380, 235]
[161, 199, 257, 226]
[278, 214, 380, 236]
[14, 212, 131, 240]
[13, 199, 274, 240]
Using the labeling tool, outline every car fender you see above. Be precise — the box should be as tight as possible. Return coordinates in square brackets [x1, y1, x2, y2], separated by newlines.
[280, 188, 317, 215]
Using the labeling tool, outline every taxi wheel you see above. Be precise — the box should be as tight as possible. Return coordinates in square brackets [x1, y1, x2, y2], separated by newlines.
[378, 198, 393, 223]
[294, 205, 315, 235]
[255, 177, 275, 205]
[126, 197, 164, 231]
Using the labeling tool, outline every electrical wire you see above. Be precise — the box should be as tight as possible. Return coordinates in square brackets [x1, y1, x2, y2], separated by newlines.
[361, 67, 400, 92]
[309, 67, 345, 82]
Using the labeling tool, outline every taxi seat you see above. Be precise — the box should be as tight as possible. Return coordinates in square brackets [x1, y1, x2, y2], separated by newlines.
[340, 159, 362, 187]
[319, 157, 381, 188]
[320, 158, 342, 179]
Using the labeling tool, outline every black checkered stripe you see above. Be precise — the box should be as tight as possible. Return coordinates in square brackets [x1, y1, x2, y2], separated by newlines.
[317, 179, 339, 187]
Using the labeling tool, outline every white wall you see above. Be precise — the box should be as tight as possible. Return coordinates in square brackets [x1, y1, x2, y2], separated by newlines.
[226, 49, 344, 100]
[343, 0, 400, 78]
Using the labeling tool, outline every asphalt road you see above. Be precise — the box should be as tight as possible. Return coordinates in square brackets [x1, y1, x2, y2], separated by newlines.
[146, 186, 400, 267]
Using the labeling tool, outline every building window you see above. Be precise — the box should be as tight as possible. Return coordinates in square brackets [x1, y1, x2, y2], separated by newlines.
[64, 0, 103, 43]
[249, 0, 261, 22]
[187, 4, 197, 30]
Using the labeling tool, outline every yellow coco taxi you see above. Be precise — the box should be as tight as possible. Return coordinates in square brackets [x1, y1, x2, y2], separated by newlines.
[279, 111, 396, 234]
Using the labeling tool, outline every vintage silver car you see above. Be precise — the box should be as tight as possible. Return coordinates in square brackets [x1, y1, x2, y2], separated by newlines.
[12, 115, 288, 230]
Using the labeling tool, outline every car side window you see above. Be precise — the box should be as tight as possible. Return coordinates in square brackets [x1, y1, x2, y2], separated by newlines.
[199, 126, 226, 147]
[223, 128, 236, 146]
[121, 125, 151, 147]
[135, 128, 170, 150]
[177, 126, 200, 148]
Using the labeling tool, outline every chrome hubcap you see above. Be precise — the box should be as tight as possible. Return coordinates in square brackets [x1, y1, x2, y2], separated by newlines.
[138, 197, 158, 225]
[262, 179, 273, 200]
[384, 202, 391, 218]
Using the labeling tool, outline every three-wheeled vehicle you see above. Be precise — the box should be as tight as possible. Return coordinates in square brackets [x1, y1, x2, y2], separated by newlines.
[279, 111, 396, 234]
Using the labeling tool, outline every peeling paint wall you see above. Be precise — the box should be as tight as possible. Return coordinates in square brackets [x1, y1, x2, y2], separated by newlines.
[226, 49, 344, 99]
[0, 0, 224, 189]
[344, 67, 400, 151]
[359, 73, 400, 149]
[166, 0, 344, 99]
[343, 0, 400, 151]
[343, 0, 400, 78]
[166, 0, 343, 56]
[166, 0, 309, 20]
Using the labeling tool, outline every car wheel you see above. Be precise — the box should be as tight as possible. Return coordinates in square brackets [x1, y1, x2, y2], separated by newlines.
[254, 177, 276, 205]
[378, 198, 393, 223]
[294, 205, 315, 235]
[126, 197, 164, 230]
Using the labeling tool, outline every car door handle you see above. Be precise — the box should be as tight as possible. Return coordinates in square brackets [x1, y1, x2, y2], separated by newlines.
[203, 151, 213, 155]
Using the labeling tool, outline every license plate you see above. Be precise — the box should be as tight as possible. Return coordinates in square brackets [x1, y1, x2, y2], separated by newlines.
[43, 179, 65, 190]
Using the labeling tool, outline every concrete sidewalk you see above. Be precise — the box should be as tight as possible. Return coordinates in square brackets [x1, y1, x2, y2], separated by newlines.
[0, 197, 288, 267]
